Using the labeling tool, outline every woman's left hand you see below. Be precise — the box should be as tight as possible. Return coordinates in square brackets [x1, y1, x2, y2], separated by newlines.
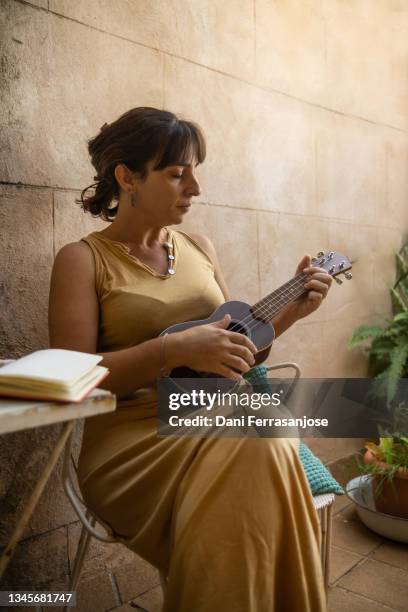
[289, 254, 333, 321]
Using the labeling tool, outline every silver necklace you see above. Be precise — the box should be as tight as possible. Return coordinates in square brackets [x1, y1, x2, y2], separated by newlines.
[162, 230, 175, 275]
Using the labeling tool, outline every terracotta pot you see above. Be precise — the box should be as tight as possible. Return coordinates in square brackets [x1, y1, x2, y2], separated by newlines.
[364, 449, 408, 519]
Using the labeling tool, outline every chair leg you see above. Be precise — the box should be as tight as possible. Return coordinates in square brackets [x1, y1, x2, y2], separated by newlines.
[323, 503, 333, 593]
[69, 513, 96, 591]
[319, 507, 327, 576]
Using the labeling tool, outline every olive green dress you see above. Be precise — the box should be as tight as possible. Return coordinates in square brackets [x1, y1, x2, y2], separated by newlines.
[77, 229, 326, 612]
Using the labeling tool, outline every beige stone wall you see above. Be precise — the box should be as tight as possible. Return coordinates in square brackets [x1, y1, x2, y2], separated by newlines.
[1, 0, 408, 605]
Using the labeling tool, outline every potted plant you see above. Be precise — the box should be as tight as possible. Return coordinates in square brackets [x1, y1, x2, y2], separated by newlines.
[349, 240, 408, 517]
[362, 427, 408, 518]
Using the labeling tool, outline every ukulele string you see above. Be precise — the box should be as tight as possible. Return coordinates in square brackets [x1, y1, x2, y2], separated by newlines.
[227, 275, 307, 335]
[231, 278, 307, 340]
[254, 275, 307, 320]
[227, 273, 309, 336]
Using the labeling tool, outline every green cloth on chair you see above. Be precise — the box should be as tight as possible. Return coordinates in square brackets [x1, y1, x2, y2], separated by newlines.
[298, 440, 344, 495]
[243, 365, 344, 496]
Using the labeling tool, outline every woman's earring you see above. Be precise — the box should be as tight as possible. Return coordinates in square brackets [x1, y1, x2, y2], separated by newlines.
[129, 191, 137, 208]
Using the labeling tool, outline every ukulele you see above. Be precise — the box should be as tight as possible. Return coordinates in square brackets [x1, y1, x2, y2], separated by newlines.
[160, 250, 352, 379]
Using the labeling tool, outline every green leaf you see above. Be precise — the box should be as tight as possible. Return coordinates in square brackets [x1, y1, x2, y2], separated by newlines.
[395, 252, 408, 283]
[348, 325, 385, 348]
[379, 437, 394, 463]
[393, 243, 408, 313]
[370, 336, 397, 353]
[376, 344, 408, 405]
[389, 345, 408, 378]
[390, 287, 408, 314]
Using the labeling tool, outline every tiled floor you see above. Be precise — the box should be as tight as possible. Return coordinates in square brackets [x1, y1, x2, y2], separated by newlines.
[328, 495, 408, 612]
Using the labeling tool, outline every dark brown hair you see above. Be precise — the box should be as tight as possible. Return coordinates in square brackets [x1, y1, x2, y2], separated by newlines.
[78, 107, 206, 221]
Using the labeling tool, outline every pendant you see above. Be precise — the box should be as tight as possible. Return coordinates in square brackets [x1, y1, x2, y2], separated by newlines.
[163, 229, 175, 276]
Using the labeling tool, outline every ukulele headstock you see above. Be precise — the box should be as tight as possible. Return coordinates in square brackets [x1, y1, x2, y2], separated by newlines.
[311, 251, 352, 285]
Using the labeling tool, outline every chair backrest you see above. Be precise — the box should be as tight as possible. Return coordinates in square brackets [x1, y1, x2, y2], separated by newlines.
[265, 362, 301, 396]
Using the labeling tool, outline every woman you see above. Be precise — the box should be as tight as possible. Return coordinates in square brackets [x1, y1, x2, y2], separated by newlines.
[49, 107, 332, 611]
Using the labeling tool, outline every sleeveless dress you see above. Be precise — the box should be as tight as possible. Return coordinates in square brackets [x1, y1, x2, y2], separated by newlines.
[77, 229, 326, 612]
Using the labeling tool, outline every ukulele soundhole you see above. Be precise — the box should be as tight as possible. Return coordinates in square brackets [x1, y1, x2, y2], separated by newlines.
[227, 320, 250, 338]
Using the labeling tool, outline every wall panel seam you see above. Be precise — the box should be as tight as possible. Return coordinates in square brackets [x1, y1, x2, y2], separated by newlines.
[13, 0, 48, 13]
[0, 181, 75, 192]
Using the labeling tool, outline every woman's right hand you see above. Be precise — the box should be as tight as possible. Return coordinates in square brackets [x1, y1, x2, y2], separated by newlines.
[170, 314, 258, 380]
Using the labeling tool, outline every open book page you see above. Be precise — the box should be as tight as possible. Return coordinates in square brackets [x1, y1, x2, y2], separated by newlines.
[0, 349, 102, 385]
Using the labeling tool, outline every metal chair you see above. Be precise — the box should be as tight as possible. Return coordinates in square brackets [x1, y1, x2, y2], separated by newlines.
[62, 433, 119, 589]
[63, 362, 335, 602]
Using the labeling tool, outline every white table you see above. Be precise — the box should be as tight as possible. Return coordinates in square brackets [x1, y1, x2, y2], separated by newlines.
[0, 388, 116, 578]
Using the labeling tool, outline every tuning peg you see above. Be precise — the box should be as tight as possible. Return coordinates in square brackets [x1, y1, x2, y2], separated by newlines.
[334, 276, 343, 285]
[317, 251, 325, 257]
[344, 272, 352, 280]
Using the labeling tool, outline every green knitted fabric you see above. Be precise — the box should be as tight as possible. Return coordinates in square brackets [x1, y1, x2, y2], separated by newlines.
[243, 365, 344, 496]
[243, 364, 271, 393]
[298, 440, 344, 495]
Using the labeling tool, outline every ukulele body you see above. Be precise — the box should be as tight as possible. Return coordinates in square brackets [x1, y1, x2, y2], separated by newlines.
[160, 300, 275, 378]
